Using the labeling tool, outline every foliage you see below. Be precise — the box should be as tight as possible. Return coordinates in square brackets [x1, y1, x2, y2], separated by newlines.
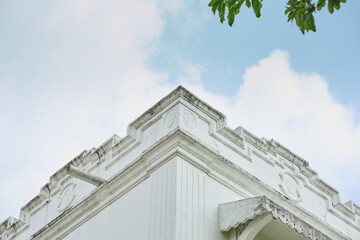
[208, 0, 346, 34]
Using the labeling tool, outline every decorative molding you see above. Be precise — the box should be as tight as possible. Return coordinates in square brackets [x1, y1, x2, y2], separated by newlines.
[247, 146, 251, 157]
[279, 172, 302, 202]
[26, 130, 352, 240]
[3, 86, 359, 240]
[239, 124, 358, 223]
[182, 109, 196, 129]
[57, 183, 76, 212]
[111, 134, 121, 147]
[210, 133, 251, 162]
[164, 108, 176, 128]
[145, 129, 158, 145]
[106, 140, 140, 170]
[0, 217, 27, 240]
[252, 150, 274, 166]
[219, 196, 335, 240]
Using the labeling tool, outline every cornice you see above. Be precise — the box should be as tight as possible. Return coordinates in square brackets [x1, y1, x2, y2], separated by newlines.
[1, 86, 359, 239]
[27, 129, 351, 240]
[235, 125, 359, 223]
[128, 86, 226, 133]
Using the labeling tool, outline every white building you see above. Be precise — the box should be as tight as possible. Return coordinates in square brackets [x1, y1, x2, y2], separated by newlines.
[1, 86, 359, 240]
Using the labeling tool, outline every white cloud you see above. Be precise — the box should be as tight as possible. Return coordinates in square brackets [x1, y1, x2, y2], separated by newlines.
[0, 0, 175, 221]
[237, 50, 360, 201]
[178, 63, 206, 85]
[183, 50, 360, 203]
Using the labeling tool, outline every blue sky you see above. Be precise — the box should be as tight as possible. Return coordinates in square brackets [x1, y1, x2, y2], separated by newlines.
[152, 0, 360, 108]
[0, 0, 359, 221]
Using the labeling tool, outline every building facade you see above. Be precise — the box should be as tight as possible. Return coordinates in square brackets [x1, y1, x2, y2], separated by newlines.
[1, 86, 359, 240]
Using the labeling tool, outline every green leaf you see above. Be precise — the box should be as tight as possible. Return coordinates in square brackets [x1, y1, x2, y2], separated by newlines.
[304, 14, 316, 32]
[219, 2, 226, 23]
[285, 7, 291, 15]
[328, 0, 335, 13]
[235, 0, 245, 14]
[287, 11, 296, 22]
[209, 0, 223, 14]
[228, 6, 235, 26]
[209, 0, 345, 34]
[316, 0, 326, 11]
[212, 4, 218, 15]
[251, 0, 261, 17]
[287, 0, 297, 6]
[334, 2, 341, 10]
